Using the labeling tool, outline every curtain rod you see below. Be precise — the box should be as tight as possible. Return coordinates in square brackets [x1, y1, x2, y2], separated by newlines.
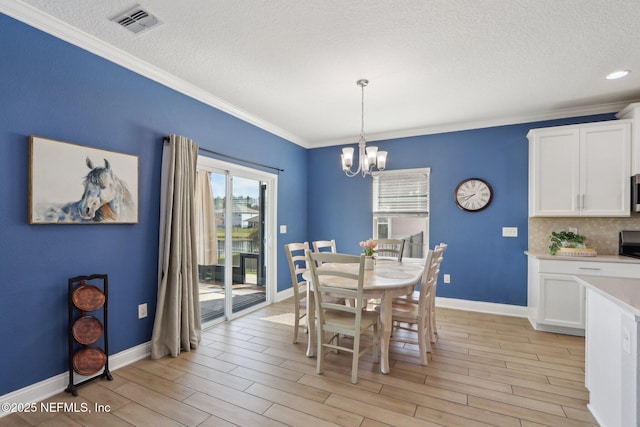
[163, 137, 284, 173]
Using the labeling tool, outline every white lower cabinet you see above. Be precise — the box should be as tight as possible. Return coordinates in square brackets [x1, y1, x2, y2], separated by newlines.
[527, 255, 640, 336]
[538, 273, 585, 329]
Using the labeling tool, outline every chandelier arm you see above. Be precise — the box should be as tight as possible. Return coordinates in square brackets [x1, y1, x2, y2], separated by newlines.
[344, 167, 360, 177]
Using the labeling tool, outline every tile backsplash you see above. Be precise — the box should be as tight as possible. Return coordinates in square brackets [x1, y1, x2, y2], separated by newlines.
[529, 215, 640, 255]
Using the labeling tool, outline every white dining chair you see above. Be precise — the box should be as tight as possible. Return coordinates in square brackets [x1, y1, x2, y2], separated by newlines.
[312, 240, 337, 267]
[379, 243, 446, 365]
[428, 243, 447, 342]
[307, 251, 380, 384]
[312, 239, 337, 254]
[395, 243, 447, 343]
[284, 242, 311, 344]
[375, 238, 406, 261]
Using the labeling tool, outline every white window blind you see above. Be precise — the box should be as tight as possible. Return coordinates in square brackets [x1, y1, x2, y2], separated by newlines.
[372, 168, 430, 214]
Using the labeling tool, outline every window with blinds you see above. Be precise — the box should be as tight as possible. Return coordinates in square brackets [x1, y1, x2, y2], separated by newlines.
[372, 168, 430, 214]
[372, 168, 430, 259]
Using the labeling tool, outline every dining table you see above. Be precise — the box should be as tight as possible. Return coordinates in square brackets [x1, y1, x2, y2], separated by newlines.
[302, 258, 424, 374]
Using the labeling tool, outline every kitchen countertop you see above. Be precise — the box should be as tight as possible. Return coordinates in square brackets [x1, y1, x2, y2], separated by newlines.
[525, 251, 640, 264]
[575, 275, 640, 318]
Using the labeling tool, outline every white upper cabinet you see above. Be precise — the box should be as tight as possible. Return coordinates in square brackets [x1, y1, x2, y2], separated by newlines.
[617, 102, 640, 174]
[528, 120, 631, 217]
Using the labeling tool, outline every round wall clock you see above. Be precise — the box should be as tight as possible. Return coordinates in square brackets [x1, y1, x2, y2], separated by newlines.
[454, 178, 493, 212]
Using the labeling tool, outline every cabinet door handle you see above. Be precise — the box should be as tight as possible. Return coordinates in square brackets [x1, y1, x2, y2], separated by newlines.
[578, 267, 601, 271]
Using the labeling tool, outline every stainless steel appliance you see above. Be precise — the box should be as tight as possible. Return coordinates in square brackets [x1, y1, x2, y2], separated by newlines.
[633, 174, 640, 212]
[619, 230, 640, 258]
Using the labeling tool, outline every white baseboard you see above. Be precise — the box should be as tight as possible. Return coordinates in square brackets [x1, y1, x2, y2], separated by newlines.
[275, 287, 294, 303]
[435, 296, 529, 318]
[527, 318, 585, 337]
[275, 292, 526, 317]
[0, 341, 150, 418]
[271, 292, 524, 318]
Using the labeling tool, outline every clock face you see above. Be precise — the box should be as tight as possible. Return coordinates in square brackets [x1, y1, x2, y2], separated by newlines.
[455, 178, 492, 212]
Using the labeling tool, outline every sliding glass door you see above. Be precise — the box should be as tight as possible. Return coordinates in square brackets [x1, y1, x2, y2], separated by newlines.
[196, 157, 275, 326]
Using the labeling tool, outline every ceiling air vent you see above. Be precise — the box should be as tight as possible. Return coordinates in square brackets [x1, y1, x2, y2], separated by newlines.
[110, 5, 161, 34]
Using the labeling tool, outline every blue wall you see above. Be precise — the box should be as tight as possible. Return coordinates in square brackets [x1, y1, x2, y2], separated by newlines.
[307, 114, 615, 306]
[0, 13, 307, 396]
[0, 12, 618, 397]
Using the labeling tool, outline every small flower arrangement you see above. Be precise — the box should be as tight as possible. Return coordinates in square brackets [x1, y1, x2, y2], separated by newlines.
[359, 239, 377, 257]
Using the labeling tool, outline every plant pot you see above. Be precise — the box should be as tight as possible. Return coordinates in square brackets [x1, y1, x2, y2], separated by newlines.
[364, 256, 374, 270]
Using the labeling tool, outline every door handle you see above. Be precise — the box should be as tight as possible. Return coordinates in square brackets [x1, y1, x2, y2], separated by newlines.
[578, 267, 601, 271]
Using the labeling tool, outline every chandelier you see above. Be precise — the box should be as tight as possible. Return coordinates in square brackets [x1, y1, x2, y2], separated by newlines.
[341, 79, 388, 177]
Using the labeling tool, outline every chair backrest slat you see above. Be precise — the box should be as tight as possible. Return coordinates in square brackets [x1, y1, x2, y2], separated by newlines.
[284, 242, 310, 301]
[307, 251, 366, 315]
[312, 240, 337, 253]
[375, 238, 406, 261]
[418, 243, 446, 311]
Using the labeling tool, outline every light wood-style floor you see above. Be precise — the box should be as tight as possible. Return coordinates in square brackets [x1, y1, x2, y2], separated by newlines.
[2, 300, 598, 426]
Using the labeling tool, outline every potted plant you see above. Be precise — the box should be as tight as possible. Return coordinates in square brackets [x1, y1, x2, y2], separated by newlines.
[359, 239, 377, 257]
[359, 239, 377, 269]
[549, 231, 587, 255]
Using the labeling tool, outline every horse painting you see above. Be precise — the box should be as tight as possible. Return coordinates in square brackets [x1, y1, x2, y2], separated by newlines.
[78, 157, 135, 222]
[36, 157, 136, 223]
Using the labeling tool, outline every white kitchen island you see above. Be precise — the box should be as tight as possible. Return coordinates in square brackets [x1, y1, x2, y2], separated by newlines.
[575, 275, 640, 427]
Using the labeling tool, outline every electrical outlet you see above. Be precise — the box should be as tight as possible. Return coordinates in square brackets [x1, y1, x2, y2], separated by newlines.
[138, 303, 147, 319]
[502, 227, 518, 237]
[569, 227, 578, 234]
[280, 225, 287, 234]
[443, 274, 451, 284]
[623, 327, 631, 354]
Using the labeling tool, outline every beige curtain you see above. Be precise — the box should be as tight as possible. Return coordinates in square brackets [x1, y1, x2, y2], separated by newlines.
[195, 171, 217, 266]
[151, 134, 201, 359]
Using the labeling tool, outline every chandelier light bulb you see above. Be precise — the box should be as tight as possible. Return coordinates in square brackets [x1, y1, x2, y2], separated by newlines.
[341, 147, 354, 168]
[377, 151, 387, 170]
[366, 146, 378, 165]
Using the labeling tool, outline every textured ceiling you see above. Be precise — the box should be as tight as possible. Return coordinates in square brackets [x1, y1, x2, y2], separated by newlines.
[3, 0, 640, 148]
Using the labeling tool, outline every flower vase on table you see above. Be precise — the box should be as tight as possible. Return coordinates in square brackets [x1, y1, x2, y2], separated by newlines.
[364, 256, 374, 270]
[359, 239, 377, 270]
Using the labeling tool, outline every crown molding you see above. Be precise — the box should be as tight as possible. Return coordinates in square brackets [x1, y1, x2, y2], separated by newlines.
[313, 100, 638, 148]
[2, 1, 636, 151]
[0, 0, 306, 147]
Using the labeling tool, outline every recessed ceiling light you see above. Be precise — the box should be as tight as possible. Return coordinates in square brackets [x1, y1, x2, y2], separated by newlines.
[606, 70, 631, 80]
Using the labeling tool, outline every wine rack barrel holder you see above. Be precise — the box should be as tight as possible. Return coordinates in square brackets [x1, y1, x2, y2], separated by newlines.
[65, 274, 112, 396]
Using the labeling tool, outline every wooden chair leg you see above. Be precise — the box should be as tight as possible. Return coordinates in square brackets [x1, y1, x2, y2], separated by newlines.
[430, 309, 438, 343]
[292, 305, 300, 344]
[316, 329, 324, 375]
[373, 322, 380, 364]
[351, 334, 361, 384]
[418, 322, 429, 366]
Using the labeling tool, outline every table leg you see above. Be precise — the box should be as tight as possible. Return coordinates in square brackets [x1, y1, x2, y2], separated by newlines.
[306, 282, 316, 357]
[379, 291, 392, 374]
